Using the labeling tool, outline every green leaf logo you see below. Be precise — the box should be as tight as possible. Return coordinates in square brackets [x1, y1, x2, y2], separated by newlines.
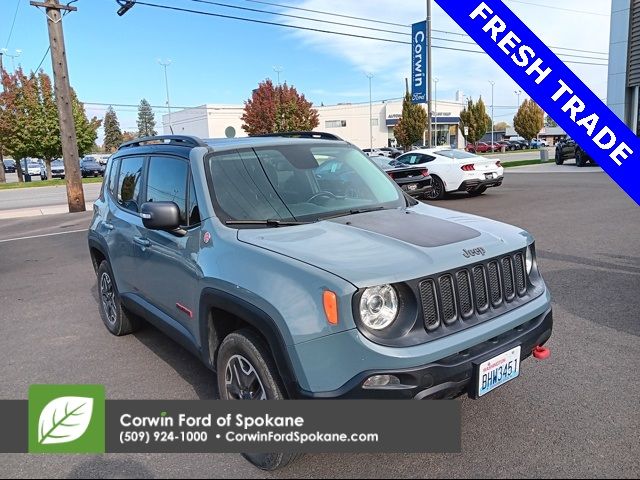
[37, 396, 94, 445]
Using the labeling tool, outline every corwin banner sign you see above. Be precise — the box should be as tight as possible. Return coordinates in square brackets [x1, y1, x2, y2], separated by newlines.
[412, 21, 427, 104]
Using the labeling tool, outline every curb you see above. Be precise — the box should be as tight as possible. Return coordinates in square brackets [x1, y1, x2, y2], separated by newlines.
[0, 202, 94, 220]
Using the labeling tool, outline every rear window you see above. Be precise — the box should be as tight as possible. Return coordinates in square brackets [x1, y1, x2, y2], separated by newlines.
[117, 157, 144, 213]
[436, 150, 478, 160]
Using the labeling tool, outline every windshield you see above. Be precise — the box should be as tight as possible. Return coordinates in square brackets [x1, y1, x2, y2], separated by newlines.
[206, 143, 403, 223]
[436, 150, 478, 160]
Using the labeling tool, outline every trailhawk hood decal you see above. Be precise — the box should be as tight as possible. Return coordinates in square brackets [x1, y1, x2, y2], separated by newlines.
[237, 203, 530, 287]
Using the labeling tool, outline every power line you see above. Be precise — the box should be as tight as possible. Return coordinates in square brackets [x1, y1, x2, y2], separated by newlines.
[505, 0, 609, 17]
[126, 0, 608, 66]
[4, 0, 22, 48]
[241, 0, 609, 56]
[35, 46, 51, 71]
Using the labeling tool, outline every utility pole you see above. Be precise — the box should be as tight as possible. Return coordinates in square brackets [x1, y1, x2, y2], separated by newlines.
[158, 59, 173, 134]
[0, 52, 5, 184]
[30, 0, 85, 212]
[426, 0, 433, 148]
[367, 73, 374, 151]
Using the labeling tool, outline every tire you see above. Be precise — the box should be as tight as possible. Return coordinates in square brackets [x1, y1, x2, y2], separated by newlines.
[575, 149, 585, 167]
[555, 150, 564, 165]
[97, 260, 140, 336]
[424, 176, 445, 200]
[468, 186, 487, 197]
[217, 330, 301, 471]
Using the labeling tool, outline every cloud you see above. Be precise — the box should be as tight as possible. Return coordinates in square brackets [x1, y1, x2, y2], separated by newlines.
[280, 0, 611, 121]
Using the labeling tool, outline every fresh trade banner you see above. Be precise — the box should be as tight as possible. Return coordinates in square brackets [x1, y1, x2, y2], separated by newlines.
[435, 0, 640, 206]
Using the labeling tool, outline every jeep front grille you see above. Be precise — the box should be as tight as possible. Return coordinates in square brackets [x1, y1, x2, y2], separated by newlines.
[420, 250, 529, 333]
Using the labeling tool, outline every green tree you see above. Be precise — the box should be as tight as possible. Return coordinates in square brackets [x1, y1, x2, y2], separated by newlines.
[0, 69, 101, 180]
[242, 79, 319, 135]
[393, 92, 428, 150]
[103, 106, 123, 152]
[545, 114, 558, 128]
[459, 97, 492, 144]
[514, 99, 544, 141]
[136, 98, 157, 137]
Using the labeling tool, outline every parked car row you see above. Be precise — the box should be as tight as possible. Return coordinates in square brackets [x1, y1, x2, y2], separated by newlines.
[2, 156, 107, 179]
[362, 147, 404, 158]
[466, 139, 547, 153]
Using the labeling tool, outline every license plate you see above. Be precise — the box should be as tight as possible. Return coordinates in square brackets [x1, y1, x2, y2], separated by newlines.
[407, 184, 418, 191]
[477, 346, 521, 397]
[485, 173, 496, 179]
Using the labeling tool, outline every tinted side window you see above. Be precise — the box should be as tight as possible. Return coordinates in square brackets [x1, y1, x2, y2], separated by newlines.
[187, 176, 201, 226]
[108, 158, 121, 196]
[145, 156, 188, 225]
[118, 156, 144, 213]
[420, 155, 436, 163]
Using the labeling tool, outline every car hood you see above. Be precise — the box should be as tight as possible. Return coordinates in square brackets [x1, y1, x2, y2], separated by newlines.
[237, 203, 531, 287]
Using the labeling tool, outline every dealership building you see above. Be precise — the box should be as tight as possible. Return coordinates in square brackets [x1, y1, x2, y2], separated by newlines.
[608, 0, 640, 132]
[162, 95, 467, 149]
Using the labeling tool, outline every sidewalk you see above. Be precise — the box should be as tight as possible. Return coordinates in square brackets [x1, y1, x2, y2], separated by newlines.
[0, 202, 94, 220]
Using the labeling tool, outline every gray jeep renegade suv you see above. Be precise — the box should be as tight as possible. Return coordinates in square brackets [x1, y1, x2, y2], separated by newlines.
[88, 135, 552, 468]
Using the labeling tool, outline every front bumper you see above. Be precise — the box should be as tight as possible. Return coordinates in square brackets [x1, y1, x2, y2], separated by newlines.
[459, 175, 504, 192]
[297, 307, 552, 399]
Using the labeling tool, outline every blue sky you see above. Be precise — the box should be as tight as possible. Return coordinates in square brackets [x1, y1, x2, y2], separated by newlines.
[1, 0, 611, 136]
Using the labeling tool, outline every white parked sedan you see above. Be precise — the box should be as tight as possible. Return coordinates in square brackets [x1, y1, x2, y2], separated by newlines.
[395, 148, 504, 200]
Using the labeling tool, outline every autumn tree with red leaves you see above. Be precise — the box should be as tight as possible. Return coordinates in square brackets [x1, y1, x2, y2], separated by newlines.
[241, 79, 319, 135]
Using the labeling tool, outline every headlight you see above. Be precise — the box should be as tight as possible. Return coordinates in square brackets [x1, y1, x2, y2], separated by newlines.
[525, 245, 534, 274]
[359, 284, 398, 330]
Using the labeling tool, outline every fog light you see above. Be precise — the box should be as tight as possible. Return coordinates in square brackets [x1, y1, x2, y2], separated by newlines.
[363, 375, 401, 389]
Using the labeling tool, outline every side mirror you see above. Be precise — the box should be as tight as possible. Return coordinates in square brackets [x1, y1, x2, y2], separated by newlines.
[140, 202, 181, 231]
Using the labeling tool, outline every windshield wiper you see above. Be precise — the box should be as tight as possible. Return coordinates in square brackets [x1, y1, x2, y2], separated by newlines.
[320, 206, 387, 221]
[225, 219, 311, 227]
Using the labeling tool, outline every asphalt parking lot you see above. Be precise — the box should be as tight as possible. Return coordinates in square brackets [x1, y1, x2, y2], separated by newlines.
[0, 171, 638, 478]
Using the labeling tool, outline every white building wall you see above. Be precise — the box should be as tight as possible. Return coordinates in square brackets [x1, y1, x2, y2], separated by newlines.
[163, 99, 466, 148]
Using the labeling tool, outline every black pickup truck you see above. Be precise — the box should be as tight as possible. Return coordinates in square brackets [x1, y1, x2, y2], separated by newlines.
[555, 137, 596, 167]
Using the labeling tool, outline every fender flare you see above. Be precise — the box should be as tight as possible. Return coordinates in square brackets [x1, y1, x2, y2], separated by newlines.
[199, 288, 301, 399]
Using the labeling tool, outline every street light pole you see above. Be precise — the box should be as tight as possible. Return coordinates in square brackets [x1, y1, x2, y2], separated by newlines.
[273, 66, 283, 86]
[426, 0, 433, 148]
[158, 59, 173, 134]
[367, 73, 374, 151]
[1, 48, 22, 71]
[515, 89, 522, 107]
[434, 77, 439, 146]
[489, 81, 495, 145]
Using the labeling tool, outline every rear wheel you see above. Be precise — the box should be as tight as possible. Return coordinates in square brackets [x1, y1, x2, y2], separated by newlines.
[424, 176, 445, 200]
[97, 261, 140, 336]
[468, 186, 487, 197]
[217, 330, 301, 471]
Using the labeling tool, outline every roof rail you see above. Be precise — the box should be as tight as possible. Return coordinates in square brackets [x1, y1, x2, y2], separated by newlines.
[118, 135, 207, 150]
[251, 131, 345, 141]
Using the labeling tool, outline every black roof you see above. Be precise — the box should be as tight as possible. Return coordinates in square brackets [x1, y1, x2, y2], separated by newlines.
[113, 134, 349, 159]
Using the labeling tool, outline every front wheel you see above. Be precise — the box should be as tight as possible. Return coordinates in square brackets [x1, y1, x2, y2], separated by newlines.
[424, 176, 445, 200]
[575, 150, 585, 167]
[217, 330, 301, 471]
[555, 150, 564, 165]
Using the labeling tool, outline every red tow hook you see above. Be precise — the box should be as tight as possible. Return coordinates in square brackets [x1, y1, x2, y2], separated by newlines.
[533, 345, 550, 360]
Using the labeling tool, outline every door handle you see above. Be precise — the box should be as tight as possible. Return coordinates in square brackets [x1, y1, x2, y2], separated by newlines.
[102, 222, 114, 230]
[133, 236, 151, 248]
